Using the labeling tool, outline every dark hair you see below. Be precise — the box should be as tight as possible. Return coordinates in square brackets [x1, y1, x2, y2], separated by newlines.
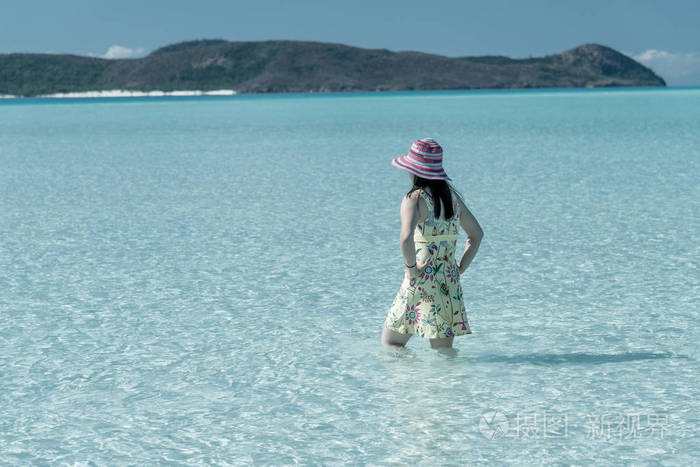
[406, 176, 465, 220]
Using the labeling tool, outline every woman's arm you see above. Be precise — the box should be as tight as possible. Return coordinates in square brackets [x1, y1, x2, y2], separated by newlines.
[456, 195, 484, 274]
[399, 192, 423, 279]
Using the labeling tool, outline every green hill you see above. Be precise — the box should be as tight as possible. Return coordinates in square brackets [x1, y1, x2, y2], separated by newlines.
[0, 39, 665, 97]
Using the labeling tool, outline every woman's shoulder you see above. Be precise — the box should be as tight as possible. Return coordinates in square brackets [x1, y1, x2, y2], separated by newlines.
[419, 187, 434, 201]
[404, 188, 429, 201]
[450, 188, 465, 209]
[402, 189, 429, 221]
[405, 189, 420, 199]
[417, 188, 432, 207]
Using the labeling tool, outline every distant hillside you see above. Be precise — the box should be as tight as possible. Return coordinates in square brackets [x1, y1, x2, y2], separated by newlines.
[0, 39, 665, 96]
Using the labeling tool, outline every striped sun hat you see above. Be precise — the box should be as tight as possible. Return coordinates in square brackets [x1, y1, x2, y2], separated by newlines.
[391, 138, 452, 181]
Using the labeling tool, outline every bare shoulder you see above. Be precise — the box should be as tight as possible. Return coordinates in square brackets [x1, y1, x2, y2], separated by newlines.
[453, 191, 484, 238]
[401, 190, 427, 221]
[451, 189, 466, 211]
[405, 189, 422, 200]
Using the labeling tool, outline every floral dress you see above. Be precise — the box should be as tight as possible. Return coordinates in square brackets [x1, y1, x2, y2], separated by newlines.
[384, 188, 472, 339]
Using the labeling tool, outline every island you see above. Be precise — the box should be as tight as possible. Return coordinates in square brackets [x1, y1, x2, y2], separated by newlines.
[0, 39, 665, 97]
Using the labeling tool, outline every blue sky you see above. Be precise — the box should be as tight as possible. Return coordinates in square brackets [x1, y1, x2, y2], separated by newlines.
[2, 0, 699, 85]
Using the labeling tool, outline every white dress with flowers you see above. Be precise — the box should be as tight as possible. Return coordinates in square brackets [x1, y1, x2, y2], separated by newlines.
[384, 188, 472, 339]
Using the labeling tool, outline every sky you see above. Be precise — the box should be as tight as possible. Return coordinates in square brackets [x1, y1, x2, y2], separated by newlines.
[2, 0, 699, 86]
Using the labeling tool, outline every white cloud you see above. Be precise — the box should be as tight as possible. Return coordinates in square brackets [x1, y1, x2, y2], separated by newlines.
[624, 49, 700, 86]
[102, 45, 146, 59]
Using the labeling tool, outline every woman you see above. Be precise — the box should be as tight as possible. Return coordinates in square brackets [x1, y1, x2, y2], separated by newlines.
[382, 138, 484, 349]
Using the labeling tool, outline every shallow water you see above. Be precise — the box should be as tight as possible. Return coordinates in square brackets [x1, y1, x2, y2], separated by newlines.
[1, 88, 698, 464]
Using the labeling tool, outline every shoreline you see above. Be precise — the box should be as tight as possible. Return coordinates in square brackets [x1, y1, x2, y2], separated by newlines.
[1, 85, 698, 101]
[0, 89, 237, 99]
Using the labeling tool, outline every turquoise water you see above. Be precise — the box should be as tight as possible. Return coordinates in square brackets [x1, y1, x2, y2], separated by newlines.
[1, 88, 698, 464]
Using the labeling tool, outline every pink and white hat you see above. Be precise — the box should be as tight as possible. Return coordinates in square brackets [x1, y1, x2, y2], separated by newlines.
[391, 138, 452, 181]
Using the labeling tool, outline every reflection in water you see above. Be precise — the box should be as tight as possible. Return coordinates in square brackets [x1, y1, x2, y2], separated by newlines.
[433, 347, 459, 358]
[377, 344, 460, 360]
[377, 345, 417, 361]
[373, 343, 475, 459]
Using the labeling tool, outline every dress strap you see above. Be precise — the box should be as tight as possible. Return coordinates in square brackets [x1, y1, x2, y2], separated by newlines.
[422, 188, 455, 220]
[451, 190, 458, 217]
[420, 188, 433, 207]
[416, 189, 429, 220]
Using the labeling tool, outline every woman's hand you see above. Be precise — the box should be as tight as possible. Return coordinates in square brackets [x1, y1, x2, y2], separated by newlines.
[458, 256, 469, 275]
[405, 262, 425, 282]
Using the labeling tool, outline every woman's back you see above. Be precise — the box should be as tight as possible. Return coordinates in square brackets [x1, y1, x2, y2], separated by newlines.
[383, 137, 483, 347]
[383, 185, 470, 339]
[416, 187, 460, 240]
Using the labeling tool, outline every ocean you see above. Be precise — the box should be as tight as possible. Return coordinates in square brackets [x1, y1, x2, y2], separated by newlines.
[1, 88, 698, 464]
